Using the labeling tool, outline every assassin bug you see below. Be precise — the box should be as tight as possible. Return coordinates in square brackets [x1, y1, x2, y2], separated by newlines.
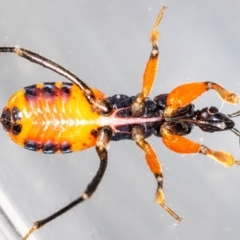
[1, 6, 240, 240]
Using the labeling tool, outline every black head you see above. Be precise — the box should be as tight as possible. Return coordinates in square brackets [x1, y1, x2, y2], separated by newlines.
[196, 106, 235, 132]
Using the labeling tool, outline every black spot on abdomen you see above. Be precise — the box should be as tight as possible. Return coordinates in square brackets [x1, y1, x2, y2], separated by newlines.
[24, 140, 41, 151]
[24, 84, 41, 100]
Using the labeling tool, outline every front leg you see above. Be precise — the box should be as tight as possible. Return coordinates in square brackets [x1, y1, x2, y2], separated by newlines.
[161, 123, 240, 167]
[165, 82, 240, 117]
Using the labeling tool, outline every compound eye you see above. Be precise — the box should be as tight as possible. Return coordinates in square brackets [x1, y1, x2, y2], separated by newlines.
[208, 106, 218, 114]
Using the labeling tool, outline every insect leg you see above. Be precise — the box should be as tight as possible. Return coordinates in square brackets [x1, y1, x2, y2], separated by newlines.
[132, 126, 182, 222]
[161, 123, 240, 166]
[165, 82, 240, 117]
[0, 47, 113, 115]
[131, 6, 166, 116]
[22, 127, 112, 240]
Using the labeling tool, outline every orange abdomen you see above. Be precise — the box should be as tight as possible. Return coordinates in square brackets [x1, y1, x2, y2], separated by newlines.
[2, 82, 105, 153]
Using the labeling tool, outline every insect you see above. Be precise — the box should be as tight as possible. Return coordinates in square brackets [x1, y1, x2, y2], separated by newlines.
[1, 5, 240, 240]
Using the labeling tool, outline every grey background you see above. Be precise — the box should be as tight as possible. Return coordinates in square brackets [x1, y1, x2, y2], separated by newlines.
[0, 0, 240, 240]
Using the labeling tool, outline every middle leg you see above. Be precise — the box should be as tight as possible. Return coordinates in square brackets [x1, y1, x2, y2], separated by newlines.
[131, 6, 167, 116]
[132, 126, 182, 222]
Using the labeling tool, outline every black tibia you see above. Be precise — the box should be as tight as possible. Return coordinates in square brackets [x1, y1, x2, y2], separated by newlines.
[22, 127, 112, 240]
[0, 47, 113, 115]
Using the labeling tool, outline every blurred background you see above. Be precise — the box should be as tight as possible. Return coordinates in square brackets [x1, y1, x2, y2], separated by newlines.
[0, 0, 240, 240]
